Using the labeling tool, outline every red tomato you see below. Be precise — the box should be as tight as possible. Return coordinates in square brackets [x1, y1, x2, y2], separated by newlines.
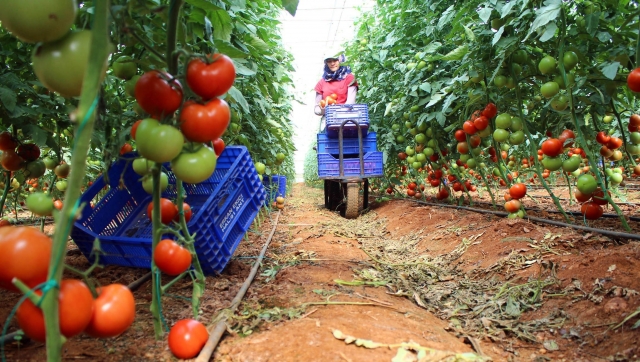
[154, 239, 192, 276]
[174, 202, 193, 223]
[574, 189, 592, 203]
[131, 119, 142, 140]
[581, 202, 603, 220]
[85, 284, 135, 338]
[469, 134, 481, 148]
[168, 319, 209, 359]
[0, 226, 51, 292]
[473, 116, 489, 131]
[596, 131, 610, 145]
[630, 114, 640, 128]
[408, 182, 417, 190]
[457, 142, 469, 154]
[0, 132, 17, 151]
[463, 120, 477, 135]
[53, 200, 63, 210]
[407, 188, 416, 197]
[179, 99, 230, 143]
[119, 143, 133, 155]
[186, 54, 236, 100]
[591, 188, 609, 206]
[606, 137, 623, 150]
[212, 138, 225, 156]
[454, 129, 467, 142]
[627, 67, 640, 92]
[135, 70, 183, 118]
[541, 138, 563, 157]
[147, 198, 178, 224]
[398, 152, 407, 160]
[558, 129, 575, 147]
[509, 183, 527, 200]
[1, 151, 25, 171]
[16, 144, 41, 161]
[436, 188, 449, 199]
[482, 103, 497, 118]
[504, 199, 522, 213]
[16, 279, 94, 342]
[0, 219, 11, 227]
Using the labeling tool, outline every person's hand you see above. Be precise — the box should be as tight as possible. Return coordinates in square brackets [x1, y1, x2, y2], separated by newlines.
[314, 105, 324, 116]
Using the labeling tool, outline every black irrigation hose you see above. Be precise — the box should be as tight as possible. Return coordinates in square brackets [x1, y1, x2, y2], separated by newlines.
[471, 200, 640, 222]
[0, 331, 27, 346]
[397, 198, 640, 241]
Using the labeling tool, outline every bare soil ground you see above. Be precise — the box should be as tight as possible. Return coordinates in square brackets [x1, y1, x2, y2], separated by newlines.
[1, 183, 639, 361]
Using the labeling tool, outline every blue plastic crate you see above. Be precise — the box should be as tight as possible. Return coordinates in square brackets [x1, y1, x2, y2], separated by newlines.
[317, 132, 377, 155]
[70, 146, 265, 274]
[317, 152, 384, 179]
[325, 104, 369, 139]
[262, 175, 287, 204]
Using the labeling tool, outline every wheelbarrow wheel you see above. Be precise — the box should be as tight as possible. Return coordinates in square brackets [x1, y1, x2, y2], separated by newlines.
[344, 183, 359, 219]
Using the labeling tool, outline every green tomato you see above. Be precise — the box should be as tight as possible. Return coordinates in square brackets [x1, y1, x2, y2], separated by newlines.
[427, 139, 438, 149]
[423, 147, 434, 157]
[562, 155, 581, 172]
[275, 153, 286, 164]
[541, 156, 563, 171]
[0, 0, 77, 43]
[626, 143, 640, 155]
[494, 75, 507, 87]
[553, 73, 575, 89]
[551, 95, 569, 111]
[412, 161, 422, 170]
[629, 132, 640, 144]
[124, 75, 140, 97]
[512, 50, 528, 64]
[32, 30, 110, 97]
[563, 51, 579, 71]
[471, 148, 482, 156]
[417, 122, 428, 132]
[576, 174, 597, 194]
[493, 129, 510, 142]
[501, 143, 511, 152]
[460, 154, 471, 162]
[509, 131, 525, 145]
[255, 162, 266, 175]
[511, 63, 522, 75]
[509, 117, 523, 132]
[26, 192, 54, 216]
[410, 105, 420, 112]
[495, 113, 512, 129]
[136, 124, 184, 163]
[396, 135, 405, 143]
[415, 133, 427, 144]
[417, 61, 427, 70]
[416, 153, 427, 163]
[609, 173, 623, 184]
[602, 115, 614, 124]
[132, 158, 152, 176]
[426, 127, 434, 138]
[112, 56, 138, 80]
[406, 156, 416, 164]
[478, 125, 492, 138]
[141, 172, 169, 194]
[538, 55, 557, 74]
[571, 169, 582, 177]
[407, 63, 417, 70]
[43, 157, 58, 170]
[391, 124, 401, 131]
[466, 158, 477, 169]
[25, 160, 46, 178]
[540, 81, 560, 99]
[409, 128, 418, 136]
[55, 180, 68, 192]
[505, 77, 516, 89]
[171, 145, 217, 184]
[405, 146, 415, 156]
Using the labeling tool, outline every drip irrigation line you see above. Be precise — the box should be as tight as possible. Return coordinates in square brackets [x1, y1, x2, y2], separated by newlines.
[399, 198, 640, 241]
[128, 272, 152, 292]
[195, 210, 281, 362]
[470, 200, 640, 222]
[0, 331, 26, 346]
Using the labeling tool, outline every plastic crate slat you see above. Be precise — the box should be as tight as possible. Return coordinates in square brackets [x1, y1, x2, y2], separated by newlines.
[317, 152, 384, 179]
[317, 132, 377, 155]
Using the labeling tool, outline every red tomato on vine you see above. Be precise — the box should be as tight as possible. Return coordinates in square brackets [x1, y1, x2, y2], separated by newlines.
[509, 183, 527, 200]
[135, 70, 183, 118]
[85, 284, 135, 338]
[187, 54, 236, 100]
[179, 99, 230, 143]
[154, 239, 192, 276]
[168, 319, 209, 359]
[213, 138, 225, 156]
[627, 67, 640, 92]
[147, 198, 178, 224]
[0, 132, 17, 151]
[0, 226, 51, 292]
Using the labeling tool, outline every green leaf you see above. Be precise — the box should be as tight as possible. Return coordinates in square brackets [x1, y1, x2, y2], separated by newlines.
[213, 40, 249, 58]
[423, 41, 442, 54]
[0, 86, 17, 113]
[437, 5, 455, 30]
[501, 1, 515, 18]
[601, 62, 620, 80]
[524, 0, 561, 41]
[210, 9, 232, 41]
[463, 26, 475, 42]
[281, 0, 299, 16]
[419, 83, 431, 93]
[492, 27, 505, 46]
[596, 31, 612, 43]
[227, 86, 250, 112]
[235, 63, 257, 76]
[184, 0, 223, 12]
[539, 22, 557, 42]
[441, 45, 468, 61]
[23, 124, 49, 146]
[478, 7, 492, 24]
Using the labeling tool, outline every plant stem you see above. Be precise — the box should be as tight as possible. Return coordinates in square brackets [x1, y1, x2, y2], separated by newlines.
[149, 164, 164, 339]
[610, 100, 637, 167]
[42, 0, 111, 360]
[0, 171, 11, 218]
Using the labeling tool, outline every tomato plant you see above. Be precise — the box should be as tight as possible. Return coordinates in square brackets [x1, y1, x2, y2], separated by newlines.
[135, 70, 183, 118]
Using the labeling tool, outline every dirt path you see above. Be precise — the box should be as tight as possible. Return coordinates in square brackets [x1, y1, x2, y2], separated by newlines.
[1, 183, 639, 361]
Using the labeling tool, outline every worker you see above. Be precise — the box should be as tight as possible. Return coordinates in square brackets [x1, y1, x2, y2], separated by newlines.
[313, 53, 358, 117]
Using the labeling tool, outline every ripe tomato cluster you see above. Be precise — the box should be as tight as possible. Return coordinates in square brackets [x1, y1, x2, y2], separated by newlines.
[0, 226, 135, 341]
[131, 54, 235, 185]
[319, 93, 338, 108]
